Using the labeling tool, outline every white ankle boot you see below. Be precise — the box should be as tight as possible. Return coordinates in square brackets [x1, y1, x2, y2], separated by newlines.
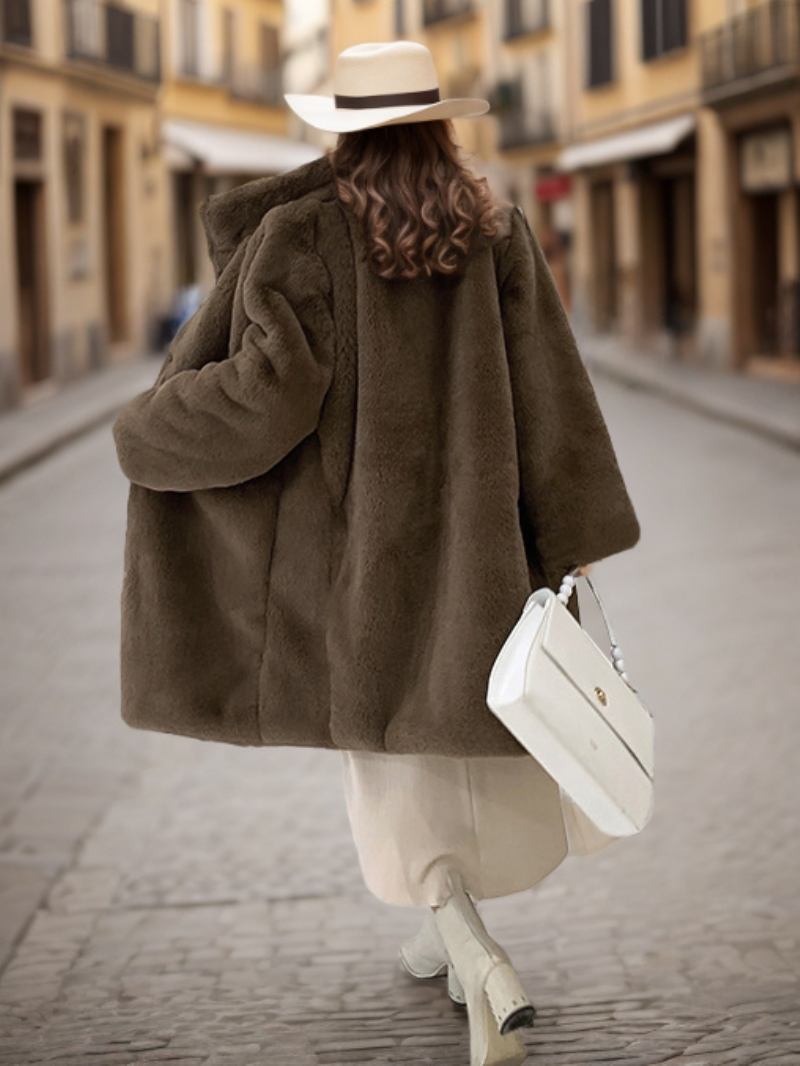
[399, 909, 466, 1005]
[432, 869, 535, 1066]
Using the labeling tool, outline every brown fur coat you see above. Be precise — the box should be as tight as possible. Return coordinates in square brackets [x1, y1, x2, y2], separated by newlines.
[112, 152, 641, 755]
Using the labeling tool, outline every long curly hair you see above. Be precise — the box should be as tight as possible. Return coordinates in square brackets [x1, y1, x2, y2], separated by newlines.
[329, 120, 501, 280]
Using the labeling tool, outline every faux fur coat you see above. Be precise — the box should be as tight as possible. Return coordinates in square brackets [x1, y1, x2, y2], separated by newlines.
[112, 152, 641, 756]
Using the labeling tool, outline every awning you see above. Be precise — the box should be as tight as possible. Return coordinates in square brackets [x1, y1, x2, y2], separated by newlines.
[558, 114, 695, 173]
[162, 118, 322, 175]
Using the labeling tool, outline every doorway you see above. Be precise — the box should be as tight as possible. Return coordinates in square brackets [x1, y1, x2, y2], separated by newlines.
[173, 171, 197, 286]
[662, 173, 697, 339]
[14, 179, 50, 386]
[590, 179, 617, 331]
[749, 192, 780, 357]
[102, 125, 128, 343]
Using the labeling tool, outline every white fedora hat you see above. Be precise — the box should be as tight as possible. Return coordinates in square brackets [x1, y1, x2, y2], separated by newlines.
[284, 40, 490, 134]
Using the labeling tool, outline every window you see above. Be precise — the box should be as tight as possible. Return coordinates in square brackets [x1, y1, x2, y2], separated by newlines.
[2, 0, 33, 47]
[13, 108, 42, 161]
[221, 8, 235, 82]
[586, 0, 613, 88]
[260, 23, 279, 74]
[178, 0, 200, 77]
[505, 0, 549, 38]
[259, 22, 281, 102]
[641, 0, 687, 61]
[63, 111, 86, 225]
[106, 4, 135, 72]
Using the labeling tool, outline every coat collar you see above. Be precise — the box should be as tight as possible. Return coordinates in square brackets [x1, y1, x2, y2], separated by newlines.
[198, 149, 511, 277]
[199, 152, 337, 277]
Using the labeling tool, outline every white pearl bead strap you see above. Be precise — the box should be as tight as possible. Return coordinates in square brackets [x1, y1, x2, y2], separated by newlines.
[557, 567, 636, 691]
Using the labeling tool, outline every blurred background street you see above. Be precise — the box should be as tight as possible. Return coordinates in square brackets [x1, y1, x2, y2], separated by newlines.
[1, 0, 800, 1062]
[2, 0, 800, 405]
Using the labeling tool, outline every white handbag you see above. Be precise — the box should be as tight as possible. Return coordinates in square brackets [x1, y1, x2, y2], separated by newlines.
[487, 569, 654, 838]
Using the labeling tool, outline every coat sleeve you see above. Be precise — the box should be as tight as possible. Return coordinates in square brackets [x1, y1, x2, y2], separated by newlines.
[112, 212, 335, 493]
[498, 206, 641, 583]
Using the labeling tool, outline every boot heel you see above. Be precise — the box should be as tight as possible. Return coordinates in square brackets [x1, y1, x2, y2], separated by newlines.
[484, 962, 536, 1035]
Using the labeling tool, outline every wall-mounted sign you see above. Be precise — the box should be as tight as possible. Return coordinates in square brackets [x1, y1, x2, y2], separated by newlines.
[740, 128, 793, 193]
[536, 173, 572, 202]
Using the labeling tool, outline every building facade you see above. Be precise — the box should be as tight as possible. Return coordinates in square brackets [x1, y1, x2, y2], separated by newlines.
[698, 0, 800, 372]
[559, 0, 800, 374]
[4, 0, 794, 408]
[326, 0, 800, 375]
[160, 0, 319, 296]
[485, 0, 573, 307]
[559, 0, 701, 355]
[0, 0, 167, 410]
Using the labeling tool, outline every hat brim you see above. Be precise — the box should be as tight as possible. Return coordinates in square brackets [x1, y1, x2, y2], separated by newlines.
[284, 92, 490, 133]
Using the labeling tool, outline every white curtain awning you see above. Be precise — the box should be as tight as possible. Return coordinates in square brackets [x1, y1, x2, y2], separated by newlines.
[162, 118, 322, 175]
[558, 114, 696, 173]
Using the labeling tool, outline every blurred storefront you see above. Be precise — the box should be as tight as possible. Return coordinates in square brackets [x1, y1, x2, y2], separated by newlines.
[553, 0, 799, 376]
[558, 0, 702, 358]
[0, 0, 167, 411]
[562, 114, 697, 349]
[699, 0, 800, 375]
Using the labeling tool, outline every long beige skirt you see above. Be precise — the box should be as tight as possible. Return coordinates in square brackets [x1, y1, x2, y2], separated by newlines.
[340, 749, 617, 907]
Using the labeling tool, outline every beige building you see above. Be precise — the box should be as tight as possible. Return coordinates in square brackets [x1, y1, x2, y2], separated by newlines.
[698, 0, 800, 372]
[558, 0, 800, 374]
[0, 0, 320, 413]
[484, 0, 573, 306]
[0, 0, 167, 410]
[160, 0, 318, 296]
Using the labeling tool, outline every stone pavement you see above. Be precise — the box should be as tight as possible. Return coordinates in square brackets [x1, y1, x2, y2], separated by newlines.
[577, 330, 800, 453]
[0, 378, 798, 1064]
[0, 355, 158, 486]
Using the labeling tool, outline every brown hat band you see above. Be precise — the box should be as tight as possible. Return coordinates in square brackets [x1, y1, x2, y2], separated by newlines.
[334, 87, 441, 110]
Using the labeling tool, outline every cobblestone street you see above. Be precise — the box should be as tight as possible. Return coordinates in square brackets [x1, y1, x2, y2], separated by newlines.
[0, 377, 798, 1065]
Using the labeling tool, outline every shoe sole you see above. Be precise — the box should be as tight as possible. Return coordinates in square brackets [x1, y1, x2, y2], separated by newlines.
[500, 1004, 536, 1034]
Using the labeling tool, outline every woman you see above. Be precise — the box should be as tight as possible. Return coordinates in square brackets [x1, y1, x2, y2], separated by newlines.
[112, 41, 641, 1066]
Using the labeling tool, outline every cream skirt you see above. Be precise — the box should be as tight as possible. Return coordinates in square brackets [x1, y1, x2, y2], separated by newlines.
[340, 750, 616, 907]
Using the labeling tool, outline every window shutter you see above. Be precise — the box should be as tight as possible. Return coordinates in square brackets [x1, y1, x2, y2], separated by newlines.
[641, 0, 658, 60]
[3, 0, 33, 46]
[587, 0, 613, 88]
[106, 5, 135, 72]
[663, 0, 687, 52]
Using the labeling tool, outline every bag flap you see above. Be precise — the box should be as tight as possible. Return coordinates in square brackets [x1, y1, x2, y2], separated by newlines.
[540, 599, 654, 778]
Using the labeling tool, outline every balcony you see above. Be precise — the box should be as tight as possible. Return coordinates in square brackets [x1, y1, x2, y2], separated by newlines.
[173, 48, 284, 109]
[498, 108, 557, 150]
[229, 66, 283, 108]
[64, 0, 160, 83]
[422, 0, 475, 28]
[701, 0, 800, 103]
[504, 0, 550, 41]
[491, 79, 556, 150]
[1, 0, 33, 47]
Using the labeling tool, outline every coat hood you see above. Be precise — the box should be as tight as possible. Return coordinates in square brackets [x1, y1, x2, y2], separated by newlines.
[197, 150, 516, 280]
[198, 152, 337, 279]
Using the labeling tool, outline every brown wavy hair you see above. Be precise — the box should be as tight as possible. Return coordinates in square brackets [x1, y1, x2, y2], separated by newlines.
[329, 120, 501, 280]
